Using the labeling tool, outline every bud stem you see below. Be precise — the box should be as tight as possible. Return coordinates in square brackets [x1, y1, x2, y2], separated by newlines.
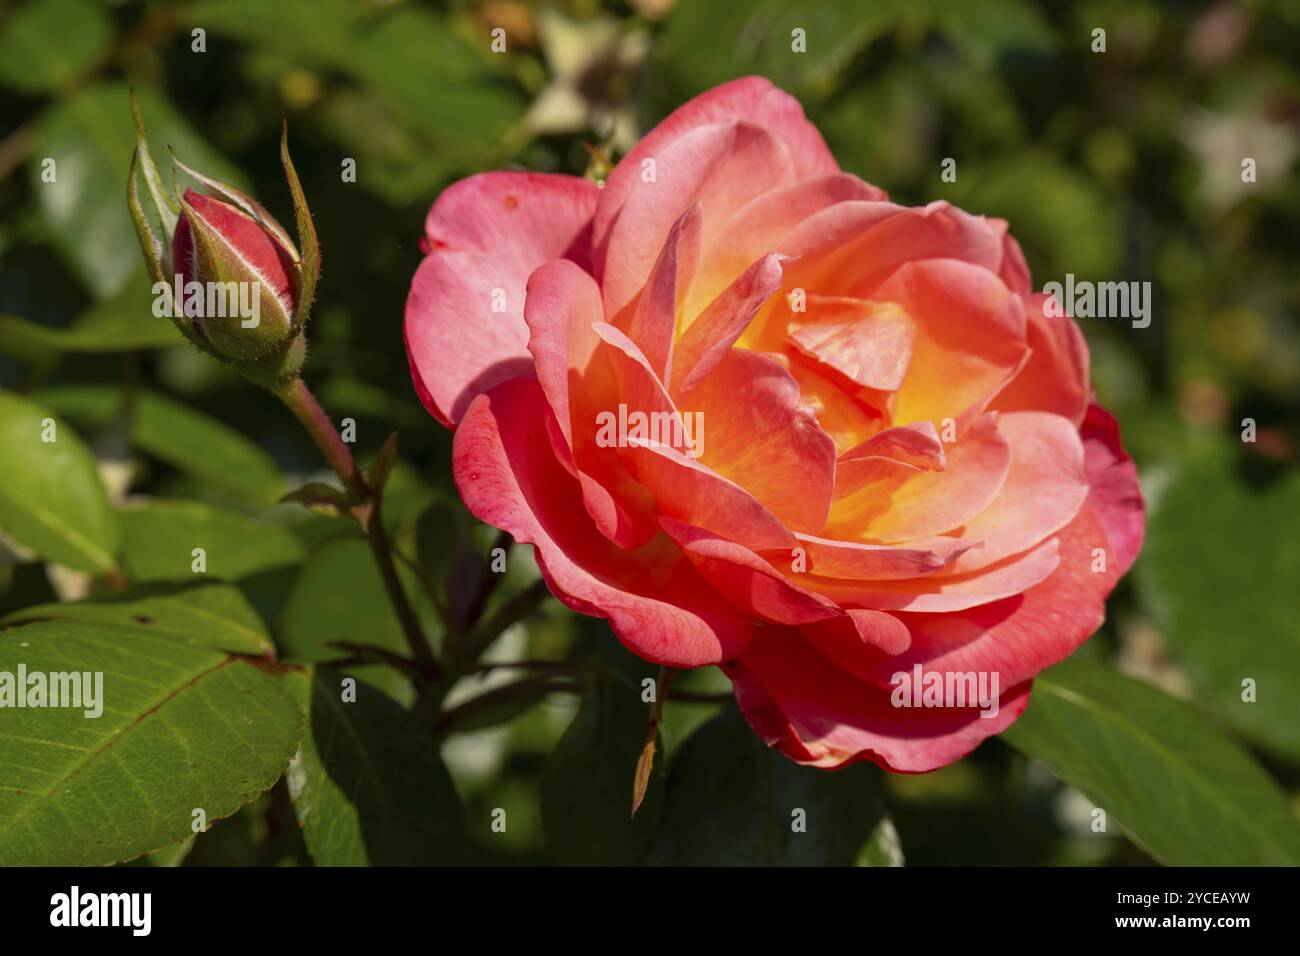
[274, 376, 440, 679]
[275, 376, 367, 498]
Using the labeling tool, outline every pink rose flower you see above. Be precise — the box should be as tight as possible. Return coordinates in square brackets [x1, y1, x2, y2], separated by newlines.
[405, 77, 1145, 773]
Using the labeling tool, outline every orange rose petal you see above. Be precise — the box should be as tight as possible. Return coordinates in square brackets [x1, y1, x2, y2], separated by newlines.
[680, 349, 837, 534]
[659, 517, 839, 625]
[593, 75, 839, 285]
[785, 359, 886, 454]
[935, 411, 1089, 574]
[618, 203, 701, 381]
[524, 259, 658, 547]
[782, 201, 1004, 301]
[990, 293, 1091, 425]
[875, 258, 1030, 428]
[671, 253, 785, 396]
[828, 413, 1012, 542]
[888, 502, 1123, 689]
[839, 421, 946, 475]
[454, 378, 752, 666]
[599, 121, 795, 319]
[621, 441, 795, 553]
[788, 532, 972, 580]
[787, 296, 916, 393]
[794, 536, 1061, 613]
[989, 219, 1033, 294]
[724, 626, 1031, 772]
[686, 172, 885, 316]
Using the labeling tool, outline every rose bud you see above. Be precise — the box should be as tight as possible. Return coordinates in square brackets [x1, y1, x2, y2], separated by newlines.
[127, 90, 319, 388]
[171, 185, 299, 360]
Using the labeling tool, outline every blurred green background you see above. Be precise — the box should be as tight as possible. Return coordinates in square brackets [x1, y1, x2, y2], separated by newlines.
[1, 0, 1298, 866]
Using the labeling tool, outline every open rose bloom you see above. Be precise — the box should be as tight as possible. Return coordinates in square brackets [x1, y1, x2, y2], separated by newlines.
[405, 77, 1145, 773]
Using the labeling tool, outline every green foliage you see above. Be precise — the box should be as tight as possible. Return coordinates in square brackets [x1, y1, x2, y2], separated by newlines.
[0, 280, 182, 355]
[278, 534, 420, 702]
[650, 707, 892, 866]
[0, 0, 111, 94]
[1005, 658, 1300, 866]
[0, 584, 303, 865]
[118, 500, 304, 582]
[7, 580, 274, 654]
[0, 390, 119, 574]
[541, 674, 664, 865]
[1137, 444, 1300, 761]
[37, 384, 284, 504]
[286, 668, 464, 866]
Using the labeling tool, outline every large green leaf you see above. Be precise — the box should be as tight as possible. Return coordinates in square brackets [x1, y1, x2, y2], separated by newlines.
[0, 280, 183, 356]
[285, 668, 463, 865]
[1004, 658, 1300, 866]
[649, 706, 890, 865]
[541, 675, 664, 865]
[1137, 445, 1300, 760]
[118, 500, 304, 582]
[0, 390, 119, 574]
[31, 83, 243, 299]
[0, 0, 112, 93]
[37, 385, 284, 504]
[4, 581, 272, 655]
[0, 584, 304, 866]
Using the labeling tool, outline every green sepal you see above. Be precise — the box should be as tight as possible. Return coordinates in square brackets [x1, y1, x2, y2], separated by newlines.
[129, 88, 179, 242]
[128, 147, 210, 355]
[237, 332, 307, 390]
[281, 119, 320, 330]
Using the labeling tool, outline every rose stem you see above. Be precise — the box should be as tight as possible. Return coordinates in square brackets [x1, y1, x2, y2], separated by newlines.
[274, 375, 440, 679]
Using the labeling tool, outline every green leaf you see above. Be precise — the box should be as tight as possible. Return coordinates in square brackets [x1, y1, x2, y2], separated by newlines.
[0, 390, 119, 574]
[277, 538, 406, 657]
[118, 500, 304, 582]
[1137, 445, 1300, 761]
[131, 397, 284, 505]
[0, 0, 112, 94]
[4, 580, 273, 656]
[0, 585, 304, 866]
[928, 0, 1056, 64]
[661, 0, 907, 103]
[436, 673, 578, 737]
[0, 280, 183, 356]
[541, 675, 664, 865]
[191, 0, 523, 146]
[286, 668, 464, 865]
[1004, 657, 1300, 866]
[280, 482, 352, 512]
[37, 385, 284, 504]
[278, 535, 415, 701]
[649, 705, 890, 866]
[31, 82, 244, 299]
